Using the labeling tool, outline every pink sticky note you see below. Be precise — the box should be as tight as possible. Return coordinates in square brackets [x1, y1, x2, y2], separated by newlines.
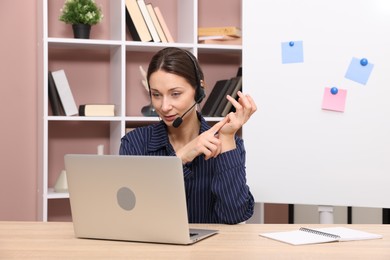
[321, 87, 347, 112]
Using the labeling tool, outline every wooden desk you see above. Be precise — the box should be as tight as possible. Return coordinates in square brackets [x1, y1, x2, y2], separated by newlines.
[0, 222, 389, 259]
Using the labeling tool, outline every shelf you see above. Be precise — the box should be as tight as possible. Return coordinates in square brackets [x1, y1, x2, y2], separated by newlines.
[125, 116, 159, 122]
[123, 116, 223, 123]
[47, 116, 123, 122]
[197, 44, 242, 53]
[124, 42, 194, 52]
[48, 38, 122, 49]
[47, 188, 69, 199]
[39, 0, 243, 221]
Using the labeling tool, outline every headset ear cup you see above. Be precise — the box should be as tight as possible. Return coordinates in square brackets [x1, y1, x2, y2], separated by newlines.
[196, 87, 205, 103]
[182, 49, 204, 104]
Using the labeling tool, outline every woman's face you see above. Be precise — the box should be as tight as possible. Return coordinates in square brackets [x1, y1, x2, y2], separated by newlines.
[149, 70, 196, 126]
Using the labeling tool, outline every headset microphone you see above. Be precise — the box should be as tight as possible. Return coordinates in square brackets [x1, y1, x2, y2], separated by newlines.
[172, 102, 196, 128]
[172, 118, 183, 128]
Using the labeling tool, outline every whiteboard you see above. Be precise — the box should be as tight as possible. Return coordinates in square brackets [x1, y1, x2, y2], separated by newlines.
[243, 0, 390, 208]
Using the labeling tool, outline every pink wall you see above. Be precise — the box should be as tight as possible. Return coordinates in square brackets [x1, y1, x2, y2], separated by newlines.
[0, 1, 38, 220]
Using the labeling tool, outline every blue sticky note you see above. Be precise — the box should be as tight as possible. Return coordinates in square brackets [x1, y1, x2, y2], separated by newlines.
[345, 57, 374, 85]
[281, 41, 304, 64]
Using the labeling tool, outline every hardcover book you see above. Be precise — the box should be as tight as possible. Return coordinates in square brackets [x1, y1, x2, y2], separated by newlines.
[51, 69, 78, 116]
[48, 71, 64, 116]
[221, 76, 242, 117]
[146, 3, 167, 43]
[199, 38, 242, 46]
[137, 0, 160, 42]
[198, 35, 239, 41]
[125, 0, 152, 42]
[198, 26, 242, 37]
[201, 79, 231, 117]
[154, 6, 174, 43]
[214, 77, 240, 117]
[79, 104, 115, 117]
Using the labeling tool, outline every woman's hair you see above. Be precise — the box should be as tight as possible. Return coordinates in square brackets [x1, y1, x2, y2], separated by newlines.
[146, 47, 204, 92]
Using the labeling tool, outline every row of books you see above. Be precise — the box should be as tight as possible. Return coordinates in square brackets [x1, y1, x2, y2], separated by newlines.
[49, 67, 242, 118]
[201, 75, 242, 117]
[48, 70, 243, 118]
[48, 70, 115, 117]
[198, 26, 242, 45]
[125, 0, 174, 43]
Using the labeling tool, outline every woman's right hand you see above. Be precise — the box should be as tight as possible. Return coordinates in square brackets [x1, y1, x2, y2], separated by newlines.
[176, 117, 228, 163]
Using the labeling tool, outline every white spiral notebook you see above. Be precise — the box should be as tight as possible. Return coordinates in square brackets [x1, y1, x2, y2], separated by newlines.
[260, 227, 383, 245]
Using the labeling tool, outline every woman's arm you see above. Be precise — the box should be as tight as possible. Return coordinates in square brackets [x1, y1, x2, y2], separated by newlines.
[211, 138, 255, 224]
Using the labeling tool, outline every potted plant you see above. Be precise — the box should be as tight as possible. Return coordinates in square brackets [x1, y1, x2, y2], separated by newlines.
[59, 0, 104, 39]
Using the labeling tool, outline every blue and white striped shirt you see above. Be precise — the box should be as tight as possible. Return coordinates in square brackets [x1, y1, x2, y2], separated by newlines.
[119, 113, 254, 224]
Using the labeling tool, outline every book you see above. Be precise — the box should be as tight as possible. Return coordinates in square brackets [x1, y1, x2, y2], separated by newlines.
[153, 6, 174, 43]
[198, 35, 239, 41]
[201, 79, 231, 117]
[136, 0, 160, 42]
[199, 37, 242, 46]
[260, 227, 383, 246]
[198, 26, 242, 37]
[213, 77, 240, 117]
[48, 71, 64, 116]
[125, 0, 152, 42]
[208, 79, 233, 117]
[79, 104, 115, 117]
[221, 76, 242, 117]
[51, 69, 78, 116]
[146, 3, 167, 43]
[236, 66, 242, 77]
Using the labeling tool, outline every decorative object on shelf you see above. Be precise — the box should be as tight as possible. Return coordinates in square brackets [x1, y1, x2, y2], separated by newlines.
[72, 24, 91, 39]
[59, 0, 104, 39]
[139, 66, 158, 116]
[54, 170, 68, 193]
[97, 144, 104, 155]
[141, 104, 157, 116]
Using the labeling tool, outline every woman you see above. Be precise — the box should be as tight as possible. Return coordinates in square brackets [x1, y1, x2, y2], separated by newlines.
[120, 47, 257, 224]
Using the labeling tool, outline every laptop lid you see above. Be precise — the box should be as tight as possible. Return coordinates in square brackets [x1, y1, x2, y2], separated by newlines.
[64, 154, 217, 245]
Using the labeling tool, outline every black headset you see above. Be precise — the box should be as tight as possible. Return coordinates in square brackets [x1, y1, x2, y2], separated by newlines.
[181, 49, 206, 104]
[147, 48, 206, 103]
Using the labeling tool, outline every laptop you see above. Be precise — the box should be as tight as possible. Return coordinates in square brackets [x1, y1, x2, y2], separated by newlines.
[64, 154, 218, 245]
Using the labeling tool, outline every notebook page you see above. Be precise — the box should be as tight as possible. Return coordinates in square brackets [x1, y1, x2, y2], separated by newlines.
[260, 230, 338, 245]
[312, 227, 383, 242]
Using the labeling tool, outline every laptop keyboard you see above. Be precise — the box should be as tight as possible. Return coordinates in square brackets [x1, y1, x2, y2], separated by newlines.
[190, 232, 198, 237]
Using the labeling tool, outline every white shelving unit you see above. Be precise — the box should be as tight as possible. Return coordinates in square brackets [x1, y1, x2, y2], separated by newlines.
[37, 0, 242, 221]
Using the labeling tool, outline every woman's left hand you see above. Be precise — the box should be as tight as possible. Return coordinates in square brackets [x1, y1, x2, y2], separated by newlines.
[216, 91, 257, 152]
[219, 91, 257, 136]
